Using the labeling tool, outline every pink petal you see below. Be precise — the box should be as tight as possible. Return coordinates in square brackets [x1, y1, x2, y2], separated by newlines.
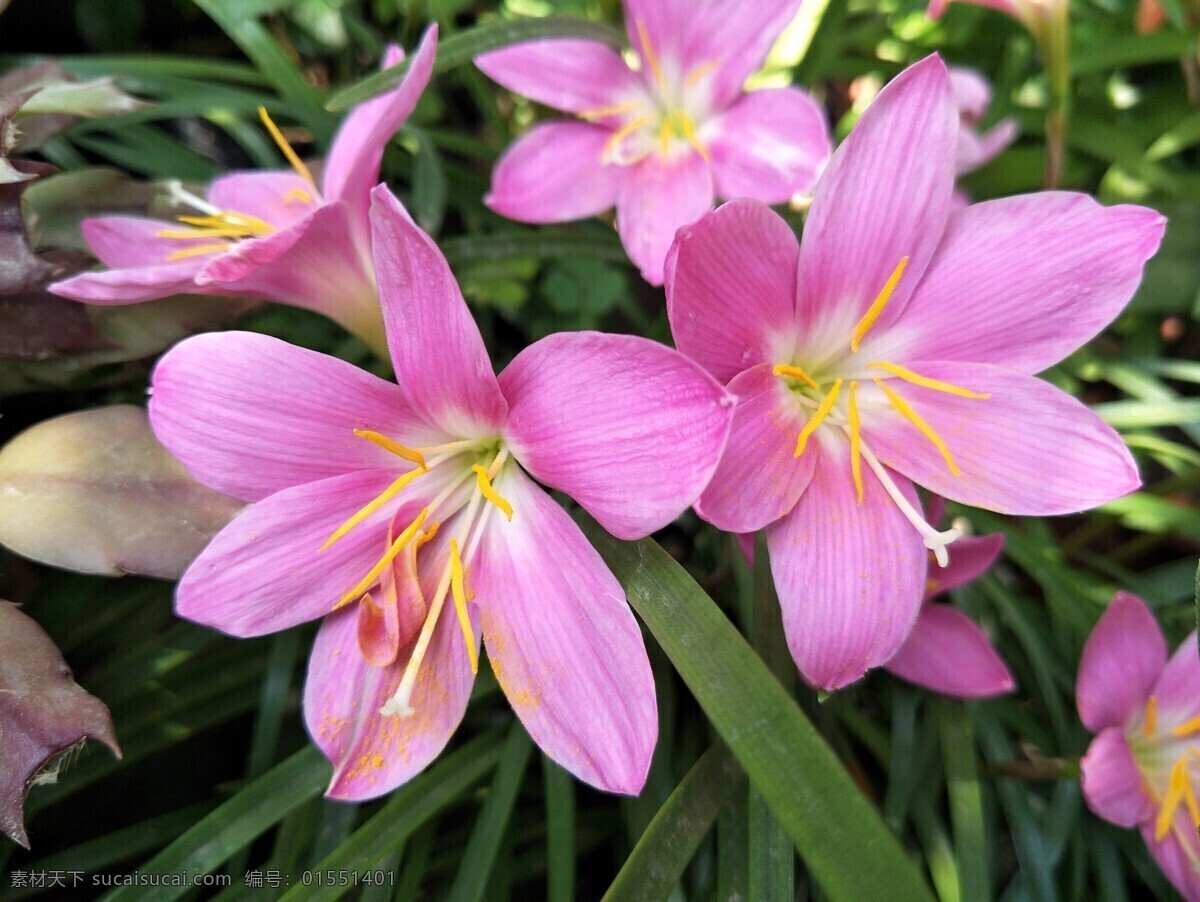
[883, 604, 1015, 698]
[616, 150, 713, 286]
[685, 0, 806, 108]
[499, 331, 733, 540]
[207, 171, 321, 230]
[1151, 630, 1200, 727]
[621, 0, 697, 74]
[957, 118, 1018, 173]
[475, 40, 644, 115]
[485, 123, 623, 223]
[948, 66, 993, 122]
[766, 441, 928, 690]
[890, 194, 1165, 373]
[474, 467, 657, 794]
[1140, 817, 1200, 901]
[795, 55, 957, 337]
[926, 532, 1005, 597]
[304, 596, 477, 801]
[149, 330, 441, 502]
[80, 216, 214, 268]
[1077, 592, 1166, 732]
[49, 259, 209, 304]
[369, 185, 508, 436]
[665, 199, 799, 384]
[863, 361, 1140, 515]
[322, 25, 438, 230]
[694, 364, 817, 533]
[1081, 727, 1155, 828]
[705, 88, 830, 203]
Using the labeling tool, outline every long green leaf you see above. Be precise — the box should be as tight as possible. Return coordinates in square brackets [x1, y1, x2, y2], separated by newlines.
[588, 530, 933, 902]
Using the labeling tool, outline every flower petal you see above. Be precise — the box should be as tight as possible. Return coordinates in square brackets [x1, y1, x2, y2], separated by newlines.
[694, 364, 816, 533]
[766, 440, 928, 691]
[883, 604, 1015, 698]
[863, 361, 1140, 515]
[665, 199, 799, 384]
[206, 171, 320, 231]
[1080, 728, 1155, 828]
[80, 216, 212, 268]
[956, 118, 1018, 173]
[948, 66, 993, 122]
[474, 468, 657, 794]
[1151, 630, 1200, 726]
[926, 531, 1005, 597]
[49, 259, 208, 304]
[500, 331, 733, 539]
[795, 55, 957, 339]
[149, 330, 440, 502]
[370, 185, 508, 436]
[1077, 592, 1166, 732]
[687, 0, 806, 108]
[1139, 817, 1200, 901]
[887, 194, 1165, 373]
[621, 0, 697, 72]
[475, 40, 643, 114]
[705, 88, 830, 203]
[616, 150, 713, 286]
[485, 122, 623, 223]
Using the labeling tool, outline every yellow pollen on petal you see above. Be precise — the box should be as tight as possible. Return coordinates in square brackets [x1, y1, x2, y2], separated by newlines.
[867, 362, 991, 399]
[334, 508, 428, 609]
[449, 539, 478, 675]
[848, 381, 863, 504]
[258, 106, 317, 188]
[603, 115, 653, 160]
[1146, 695, 1159, 738]
[284, 187, 313, 205]
[472, 465, 513, 520]
[1172, 714, 1200, 737]
[320, 467, 424, 551]
[794, 379, 842, 458]
[164, 242, 231, 261]
[578, 100, 643, 121]
[850, 256, 909, 352]
[773, 363, 820, 389]
[635, 20, 668, 93]
[686, 59, 720, 86]
[874, 379, 961, 477]
[1155, 756, 1190, 841]
[353, 429, 428, 470]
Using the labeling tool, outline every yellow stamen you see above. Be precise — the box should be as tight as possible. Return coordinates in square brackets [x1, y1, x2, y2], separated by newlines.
[1146, 695, 1159, 738]
[415, 522, 440, 548]
[472, 465, 513, 520]
[848, 381, 863, 504]
[1155, 757, 1189, 840]
[258, 106, 316, 188]
[578, 100, 643, 121]
[635, 20, 667, 92]
[381, 554, 454, 717]
[773, 363, 820, 390]
[284, 187, 313, 204]
[164, 242, 229, 261]
[874, 379, 961, 476]
[686, 59, 720, 85]
[674, 112, 710, 162]
[1185, 767, 1200, 828]
[353, 429, 427, 470]
[850, 256, 909, 352]
[177, 212, 275, 236]
[156, 227, 256, 240]
[660, 118, 672, 157]
[603, 115, 653, 160]
[867, 362, 991, 399]
[449, 539, 478, 674]
[321, 468, 424, 551]
[794, 380, 842, 457]
[1172, 714, 1200, 737]
[334, 508, 428, 609]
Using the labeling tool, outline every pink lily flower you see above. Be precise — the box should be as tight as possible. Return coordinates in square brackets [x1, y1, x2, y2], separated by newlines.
[665, 55, 1164, 691]
[147, 184, 734, 799]
[949, 66, 1018, 175]
[475, 0, 832, 285]
[1077, 592, 1200, 899]
[50, 26, 438, 360]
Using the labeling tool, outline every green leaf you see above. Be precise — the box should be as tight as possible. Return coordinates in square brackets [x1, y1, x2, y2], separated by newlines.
[543, 758, 576, 902]
[326, 16, 625, 111]
[442, 230, 626, 266]
[939, 703, 989, 902]
[588, 529, 933, 902]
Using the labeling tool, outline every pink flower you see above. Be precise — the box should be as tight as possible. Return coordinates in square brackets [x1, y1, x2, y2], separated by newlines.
[1077, 592, 1200, 900]
[665, 55, 1164, 691]
[148, 184, 734, 799]
[475, 0, 832, 285]
[949, 66, 1018, 176]
[928, 0, 1066, 34]
[50, 26, 439, 360]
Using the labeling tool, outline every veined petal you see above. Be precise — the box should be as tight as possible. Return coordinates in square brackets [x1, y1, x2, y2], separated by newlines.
[304, 595, 476, 801]
[665, 199, 800, 384]
[795, 55, 956, 341]
[485, 123, 622, 223]
[956, 118, 1018, 173]
[499, 331, 733, 540]
[149, 330, 441, 502]
[1077, 592, 1166, 733]
[1139, 816, 1200, 901]
[864, 361, 1140, 515]
[885, 194, 1165, 373]
[475, 40, 644, 115]
[1151, 630, 1200, 726]
[474, 467, 657, 795]
[621, 0, 698, 75]
[766, 440, 928, 691]
[926, 531, 1005, 597]
[1081, 728, 1156, 828]
[49, 259, 209, 304]
[207, 171, 320, 231]
[705, 88, 830, 203]
[80, 216, 213, 268]
[694, 364, 816, 533]
[883, 604, 1014, 698]
[369, 184, 508, 435]
[687, 0, 806, 108]
[616, 150, 713, 286]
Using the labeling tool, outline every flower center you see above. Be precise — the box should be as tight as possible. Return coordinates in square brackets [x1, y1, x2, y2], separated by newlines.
[1133, 695, 1200, 858]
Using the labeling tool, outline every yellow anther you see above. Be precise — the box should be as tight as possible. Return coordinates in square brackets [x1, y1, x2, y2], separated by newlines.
[354, 429, 427, 470]
[603, 115, 653, 160]
[686, 59, 720, 86]
[794, 380, 842, 457]
[472, 465, 513, 520]
[177, 212, 275, 237]
[874, 379, 961, 477]
[867, 362, 991, 399]
[334, 508, 428, 609]
[848, 381, 863, 504]
[1156, 756, 1190, 840]
[449, 539, 478, 675]
[635, 20, 667, 92]
[415, 522, 440, 548]
[659, 118, 672, 157]
[164, 242, 230, 261]
[320, 468, 424, 551]
[773, 363, 820, 390]
[577, 100, 643, 121]
[850, 256, 909, 352]
[258, 106, 317, 188]
[1172, 714, 1200, 737]
[674, 112, 710, 161]
[284, 187, 313, 204]
[1146, 695, 1159, 738]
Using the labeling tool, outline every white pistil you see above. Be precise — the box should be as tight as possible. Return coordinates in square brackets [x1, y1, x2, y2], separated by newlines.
[858, 441, 960, 567]
[165, 180, 221, 216]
